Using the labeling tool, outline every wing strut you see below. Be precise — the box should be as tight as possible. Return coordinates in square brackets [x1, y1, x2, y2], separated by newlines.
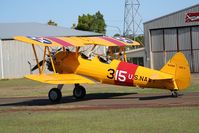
[76, 46, 80, 57]
[117, 46, 127, 62]
[41, 46, 47, 73]
[46, 46, 56, 73]
[32, 44, 41, 74]
[31, 44, 56, 74]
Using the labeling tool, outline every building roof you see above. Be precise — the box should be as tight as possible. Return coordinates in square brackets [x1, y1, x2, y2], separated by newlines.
[144, 4, 199, 24]
[125, 47, 145, 54]
[0, 22, 102, 39]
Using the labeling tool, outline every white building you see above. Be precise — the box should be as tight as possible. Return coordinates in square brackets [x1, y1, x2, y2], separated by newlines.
[0, 22, 101, 79]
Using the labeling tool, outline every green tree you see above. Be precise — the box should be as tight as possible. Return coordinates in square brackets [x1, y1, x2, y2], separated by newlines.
[71, 23, 76, 29]
[47, 20, 58, 26]
[113, 33, 121, 37]
[76, 11, 106, 34]
[134, 35, 144, 45]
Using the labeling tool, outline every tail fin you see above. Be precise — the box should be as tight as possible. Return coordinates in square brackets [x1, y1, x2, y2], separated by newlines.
[160, 52, 191, 90]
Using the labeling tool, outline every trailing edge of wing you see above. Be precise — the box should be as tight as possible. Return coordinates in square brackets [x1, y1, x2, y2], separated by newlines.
[25, 74, 95, 84]
[14, 36, 140, 47]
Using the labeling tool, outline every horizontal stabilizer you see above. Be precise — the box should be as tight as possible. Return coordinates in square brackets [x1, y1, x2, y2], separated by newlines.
[149, 73, 173, 80]
[25, 74, 95, 84]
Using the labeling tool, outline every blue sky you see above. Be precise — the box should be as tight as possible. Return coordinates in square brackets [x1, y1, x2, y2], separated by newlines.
[1, 0, 198, 36]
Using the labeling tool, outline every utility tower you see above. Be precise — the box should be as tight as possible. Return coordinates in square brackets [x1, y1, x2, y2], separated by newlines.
[123, 0, 143, 37]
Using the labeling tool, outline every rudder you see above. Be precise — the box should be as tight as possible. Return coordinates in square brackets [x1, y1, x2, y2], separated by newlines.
[160, 52, 191, 90]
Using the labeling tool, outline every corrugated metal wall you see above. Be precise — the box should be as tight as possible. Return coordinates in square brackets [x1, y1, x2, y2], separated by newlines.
[178, 28, 191, 50]
[164, 29, 177, 51]
[151, 30, 163, 51]
[144, 4, 199, 71]
[1, 40, 44, 79]
[192, 26, 199, 72]
[152, 52, 164, 70]
[193, 51, 199, 72]
[192, 27, 199, 49]
[150, 26, 199, 72]
[0, 40, 3, 78]
[165, 52, 176, 61]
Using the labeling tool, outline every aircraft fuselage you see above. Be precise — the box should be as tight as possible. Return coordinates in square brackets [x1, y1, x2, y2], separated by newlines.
[54, 52, 175, 90]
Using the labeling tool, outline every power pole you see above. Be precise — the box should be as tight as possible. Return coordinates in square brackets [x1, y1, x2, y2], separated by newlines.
[123, 0, 143, 38]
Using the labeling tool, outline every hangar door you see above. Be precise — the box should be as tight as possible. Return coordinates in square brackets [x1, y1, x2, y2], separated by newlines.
[151, 26, 199, 72]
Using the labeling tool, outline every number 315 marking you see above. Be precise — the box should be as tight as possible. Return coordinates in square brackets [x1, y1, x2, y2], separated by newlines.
[107, 69, 127, 82]
[107, 69, 115, 79]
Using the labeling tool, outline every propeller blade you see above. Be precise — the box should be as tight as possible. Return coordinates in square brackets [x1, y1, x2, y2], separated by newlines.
[31, 60, 45, 71]
[57, 47, 62, 51]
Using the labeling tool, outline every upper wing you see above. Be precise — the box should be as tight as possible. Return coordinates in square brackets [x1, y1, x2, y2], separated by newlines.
[14, 36, 140, 47]
[14, 36, 63, 47]
[82, 36, 140, 46]
[25, 74, 95, 84]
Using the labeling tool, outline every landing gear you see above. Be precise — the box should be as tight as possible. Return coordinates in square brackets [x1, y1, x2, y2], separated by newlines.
[48, 88, 62, 102]
[48, 84, 86, 103]
[171, 90, 179, 97]
[73, 84, 86, 99]
[48, 84, 64, 103]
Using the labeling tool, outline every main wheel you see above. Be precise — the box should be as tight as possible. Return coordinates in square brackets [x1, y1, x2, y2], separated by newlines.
[73, 85, 86, 99]
[171, 91, 178, 97]
[48, 88, 62, 103]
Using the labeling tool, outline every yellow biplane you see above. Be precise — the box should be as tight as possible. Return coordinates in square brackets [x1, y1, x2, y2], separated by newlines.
[14, 36, 191, 102]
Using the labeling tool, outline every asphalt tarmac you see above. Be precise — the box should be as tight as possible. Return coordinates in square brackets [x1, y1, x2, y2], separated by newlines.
[0, 92, 198, 112]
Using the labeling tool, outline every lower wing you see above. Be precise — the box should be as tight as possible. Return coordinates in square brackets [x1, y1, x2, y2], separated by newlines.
[25, 74, 95, 84]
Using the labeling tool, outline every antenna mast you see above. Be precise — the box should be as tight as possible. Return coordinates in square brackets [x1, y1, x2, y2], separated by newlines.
[123, 0, 143, 37]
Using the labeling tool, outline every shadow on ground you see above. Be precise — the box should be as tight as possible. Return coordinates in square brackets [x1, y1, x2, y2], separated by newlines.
[139, 94, 181, 100]
[0, 92, 175, 107]
[0, 93, 135, 106]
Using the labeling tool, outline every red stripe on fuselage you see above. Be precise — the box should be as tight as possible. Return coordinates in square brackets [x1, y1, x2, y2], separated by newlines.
[114, 62, 138, 86]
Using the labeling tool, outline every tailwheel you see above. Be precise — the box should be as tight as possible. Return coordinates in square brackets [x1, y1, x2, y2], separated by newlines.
[48, 88, 62, 103]
[73, 84, 86, 99]
[171, 91, 179, 97]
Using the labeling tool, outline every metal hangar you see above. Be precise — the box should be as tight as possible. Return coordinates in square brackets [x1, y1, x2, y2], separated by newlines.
[144, 4, 199, 72]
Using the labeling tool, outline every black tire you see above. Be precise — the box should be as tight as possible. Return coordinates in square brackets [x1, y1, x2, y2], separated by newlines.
[48, 88, 62, 103]
[73, 85, 86, 99]
[171, 91, 178, 97]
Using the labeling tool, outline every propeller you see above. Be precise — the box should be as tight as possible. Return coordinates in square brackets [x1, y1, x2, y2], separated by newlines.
[31, 60, 45, 71]
[31, 47, 63, 72]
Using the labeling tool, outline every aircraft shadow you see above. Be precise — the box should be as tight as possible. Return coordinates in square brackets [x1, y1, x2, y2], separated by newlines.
[0, 92, 181, 107]
[0, 92, 137, 107]
[139, 94, 183, 100]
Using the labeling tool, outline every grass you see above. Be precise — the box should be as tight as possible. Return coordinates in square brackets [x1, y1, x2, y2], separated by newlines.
[185, 74, 199, 92]
[0, 107, 198, 133]
[0, 78, 53, 98]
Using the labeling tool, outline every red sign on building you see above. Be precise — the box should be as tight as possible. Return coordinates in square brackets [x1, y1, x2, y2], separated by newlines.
[185, 12, 199, 23]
